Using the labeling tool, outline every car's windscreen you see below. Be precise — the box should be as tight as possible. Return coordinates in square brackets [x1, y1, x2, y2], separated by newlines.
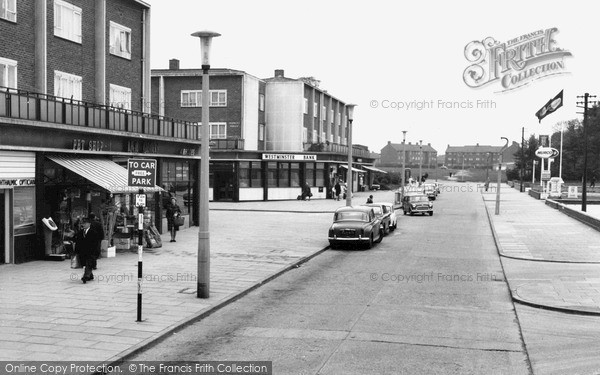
[370, 207, 382, 215]
[335, 212, 368, 221]
[410, 196, 428, 202]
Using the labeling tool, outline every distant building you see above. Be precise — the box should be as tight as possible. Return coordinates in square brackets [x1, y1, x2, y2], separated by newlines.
[380, 141, 438, 168]
[445, 142, 520, 169]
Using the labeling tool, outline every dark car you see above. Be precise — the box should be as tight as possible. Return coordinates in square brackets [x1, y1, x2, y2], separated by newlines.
[328, 206, 383, 249]
[363, 203, 392, 235]
[402, 193, 434, 216]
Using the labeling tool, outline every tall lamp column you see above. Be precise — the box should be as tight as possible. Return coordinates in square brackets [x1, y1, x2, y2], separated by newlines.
[345, 104, 356, 207]
[191, 30, 220, 298]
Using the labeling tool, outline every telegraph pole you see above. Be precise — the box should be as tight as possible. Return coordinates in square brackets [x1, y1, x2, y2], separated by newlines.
[520, 127, 525, 192]
[577, 93, 597, 212]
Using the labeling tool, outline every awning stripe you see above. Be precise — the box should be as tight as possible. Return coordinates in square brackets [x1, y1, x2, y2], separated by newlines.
[339, 165, 366, 173]
[47, 155, 164, 194]
[362, 166, 388, 174]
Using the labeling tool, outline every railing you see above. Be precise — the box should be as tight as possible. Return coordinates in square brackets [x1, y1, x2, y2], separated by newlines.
[0, 86, 198, 141]
[210, 139, 245, 150]
[303, 142, 372, 158]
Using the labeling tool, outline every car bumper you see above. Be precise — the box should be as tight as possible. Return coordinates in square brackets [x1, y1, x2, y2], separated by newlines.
[328, 236, 371, 243]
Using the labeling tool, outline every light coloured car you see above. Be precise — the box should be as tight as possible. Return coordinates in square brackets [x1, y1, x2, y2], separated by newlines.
[380, 202, 397, 230]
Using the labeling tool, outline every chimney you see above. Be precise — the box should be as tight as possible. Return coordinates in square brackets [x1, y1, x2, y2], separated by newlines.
[274, 69, 285, 78]
[408, 142, 411, 145]
[388, 141, 391, 145]
[476, 143, 479, 146]
[169, 59, 180, 70]
[428, 143, 431, 146]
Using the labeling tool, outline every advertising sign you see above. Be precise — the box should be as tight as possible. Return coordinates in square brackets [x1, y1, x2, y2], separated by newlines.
[535, 147, 559, 159]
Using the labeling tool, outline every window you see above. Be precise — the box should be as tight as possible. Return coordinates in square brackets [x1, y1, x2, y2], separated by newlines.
[162, 161, 192, 215]
[278, 162, 289, 187]
[312, 130, 317, 143]
[259, 124, 265, 141]
[14, 187, 35, 236]
[303, 98, 308, 114]
[290, 163, 300, 187]
[267, 162, 277, 187]
[180, 90, 227, 107]
[109, 21, 131, 59]
[305, 163, 315, 186]
[0, 0, 16, 22]
[330, 109, 334, 123]
[181, 90, 201, 107]
[259, 94, 265, 111]
[302, 128, 307, 143]
[313, 102, 317, 117]
[240, 162, 263, 188]
[316, 163, 325, 186]
[322, 105, 326, 119]
[54, 70, 82, 100]
[239, 161, 250, 188]
[0, 57, 17, 89]
[210, 122, 227, 139]
[54, 0, 82, 43]
[109, 84, 131, 109]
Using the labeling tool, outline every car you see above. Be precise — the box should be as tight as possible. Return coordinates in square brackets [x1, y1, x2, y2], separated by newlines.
[363, 203, 392, 235]
[370, 184, 381, 191]
[402, 193, 434, 216]
[423, 183, 437, 200]
[380, 202, 398, 230]
[434, 182, 441, 195]
[328, 206, 383, 249]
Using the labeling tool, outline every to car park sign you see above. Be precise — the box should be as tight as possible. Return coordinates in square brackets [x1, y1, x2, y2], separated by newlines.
[535, 147, 559, 159]
[128, 158, 157, 187]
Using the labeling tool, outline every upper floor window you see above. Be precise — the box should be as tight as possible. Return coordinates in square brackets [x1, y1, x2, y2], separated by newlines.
[259, 124, 265, 141]
[313, 102, 317, 117]
[54, 70, 82, 101]
[0, 57, 17, 89]
[109, 83, 131, 109]
[109, 21, 131, 59]
[181, 90, 227, 107]
[0, 0, 17, 22]
[210, 122, 227, 139]
[54, 0, 82, 44]
[303, 98, 308, 114]
[259, 94, 265, 111]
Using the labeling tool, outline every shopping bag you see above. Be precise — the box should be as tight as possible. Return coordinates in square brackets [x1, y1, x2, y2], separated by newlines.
[173, 216, 185, 226]
[70, 254, 82, 269]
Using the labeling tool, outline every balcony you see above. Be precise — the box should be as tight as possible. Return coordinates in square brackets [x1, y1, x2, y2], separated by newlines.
[303, 142, 371, 159]
[209, 139, 245, 150]
[0, 87, 198, 141]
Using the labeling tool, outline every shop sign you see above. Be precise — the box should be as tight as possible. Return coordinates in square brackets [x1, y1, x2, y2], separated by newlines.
[262, 154, 317, 161]
[127, 158, 157, 187]
[0, 179, 35, 186]
[73, 139, 106, 151]
[541, 171, 551, 180]
[535, 147, 559, 158]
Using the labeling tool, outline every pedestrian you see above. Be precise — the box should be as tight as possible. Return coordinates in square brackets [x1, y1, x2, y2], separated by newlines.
[166, 197, 182, 242]
[75, 217, 99, 283]
[366, 195, 374, 204]
[484, 177, 490, 192]
[301, 182, 312, 201]
[591, 175, 596, 188]
[334, 181, 341, 201]
[88, 213, 104, 269]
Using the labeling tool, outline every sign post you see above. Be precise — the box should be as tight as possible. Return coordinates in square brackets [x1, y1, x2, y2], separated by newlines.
[127, 159, 156, 322]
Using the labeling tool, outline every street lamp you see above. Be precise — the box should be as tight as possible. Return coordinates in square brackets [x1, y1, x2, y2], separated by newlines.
[495, 137, 509, 215]
[345, 104, 356, 207]
[402, 130, 407, 193]
[191, 30, 220, 298]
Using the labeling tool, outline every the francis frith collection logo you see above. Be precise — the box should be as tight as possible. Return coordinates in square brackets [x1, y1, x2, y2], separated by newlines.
[463, 27, 572, 92]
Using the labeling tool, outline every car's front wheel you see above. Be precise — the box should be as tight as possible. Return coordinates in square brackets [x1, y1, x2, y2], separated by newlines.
[429, 211, 434, 216]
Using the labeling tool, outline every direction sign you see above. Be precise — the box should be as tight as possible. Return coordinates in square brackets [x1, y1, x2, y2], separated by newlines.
[535, 147, 559, 159]
[127, 158, 157, 187]
[135, 194, 146, 207]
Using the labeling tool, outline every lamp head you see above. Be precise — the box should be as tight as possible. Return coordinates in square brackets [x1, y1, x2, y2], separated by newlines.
[191, 30, 221, 66]
[346, 104, 357, 121]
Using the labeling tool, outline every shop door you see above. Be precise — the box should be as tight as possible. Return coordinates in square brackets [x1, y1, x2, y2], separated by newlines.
[0, 190, 5, 264]
[215, 172, 235, 201]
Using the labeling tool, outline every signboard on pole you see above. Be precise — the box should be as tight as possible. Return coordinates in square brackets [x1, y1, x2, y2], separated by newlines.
[535, 147, 559, 159]
[127, 159, 157, 188]
[568, 186, 578, 198]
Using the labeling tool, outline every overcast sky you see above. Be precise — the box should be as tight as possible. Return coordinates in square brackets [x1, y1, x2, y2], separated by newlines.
[146, 0, 596, 155]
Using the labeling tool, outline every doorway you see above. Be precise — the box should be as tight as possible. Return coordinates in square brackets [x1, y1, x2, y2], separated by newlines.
[214, 172, 235, 201]
[0, 190, 5, 264]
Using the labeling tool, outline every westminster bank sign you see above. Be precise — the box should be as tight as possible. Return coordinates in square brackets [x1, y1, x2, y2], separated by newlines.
[463, 27, 572, 92]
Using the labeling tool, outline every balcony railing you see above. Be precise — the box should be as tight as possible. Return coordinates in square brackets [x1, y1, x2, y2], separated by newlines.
[304, 142, 371, 158]
[209, 138, 245, 150]
[0, 86, 198, 141]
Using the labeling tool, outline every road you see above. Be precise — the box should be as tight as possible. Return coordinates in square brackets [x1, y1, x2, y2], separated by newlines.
[124, 183, 531, 374]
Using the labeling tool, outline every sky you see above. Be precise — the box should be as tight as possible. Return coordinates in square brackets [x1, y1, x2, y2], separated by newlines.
[146, 0, 597, 155]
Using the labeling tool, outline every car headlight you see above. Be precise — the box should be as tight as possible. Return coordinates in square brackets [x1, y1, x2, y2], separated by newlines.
[411, 204, 416, 209]
[429, 202, 433, 207]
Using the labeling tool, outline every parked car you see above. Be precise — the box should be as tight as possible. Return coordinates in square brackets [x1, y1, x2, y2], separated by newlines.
[328, 206, 383, 249]
[380, 202, 398, 231]
[370, 184, 381, 191]
[423, 183, 437, 200]
[402, 193, 434, 216]
[434, 182, 441, 195]
[363, 203, 392, 235]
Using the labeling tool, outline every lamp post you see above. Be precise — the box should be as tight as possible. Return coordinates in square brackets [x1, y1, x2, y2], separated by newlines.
[419, 140, 423, 184]
[402, 130, 407, 193]
[191, 30, 220, 299]
[495, 137, 509, 215]
[345, 104, 356, 207]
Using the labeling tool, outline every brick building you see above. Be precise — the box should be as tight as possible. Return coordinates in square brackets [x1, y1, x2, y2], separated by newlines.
[444, 142, 520, 169]
[380, 141, 438, 168]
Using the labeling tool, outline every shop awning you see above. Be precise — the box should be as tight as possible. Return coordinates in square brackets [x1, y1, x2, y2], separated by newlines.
[362, 166, 388, 174]
[47, 155, 164, 194]
[339, 165, 366, 173]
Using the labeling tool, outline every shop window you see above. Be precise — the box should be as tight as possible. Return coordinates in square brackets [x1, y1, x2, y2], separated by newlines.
[239, 161, 249, 188]
[290, 163, 300, 187]
[0, 57, 17, 89]
[0, 0, 16, 22]
[316, 163, 325, 187]
[54, 70, 82, 101]
[251, 162, 262, 187]
[109, 84, 131, 109]
[14, 186, 35, 236]
[109, 21, 132, 59]
[305, 163, 315, 186]
[278, 162, 290, 187]
[162, 161, 192, 215]
[54, 0, 82, 43]
[267, 162, 277, 187]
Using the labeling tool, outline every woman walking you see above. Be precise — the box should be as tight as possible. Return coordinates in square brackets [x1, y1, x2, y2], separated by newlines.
[166, 197, 182, 242]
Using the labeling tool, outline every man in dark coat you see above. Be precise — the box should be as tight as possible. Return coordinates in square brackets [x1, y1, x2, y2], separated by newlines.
[88, 213, 104, 269]
[76, 217, 100, 283]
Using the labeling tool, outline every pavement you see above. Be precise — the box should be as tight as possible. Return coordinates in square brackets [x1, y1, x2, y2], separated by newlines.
[0, 189, 394, 364]
[3, 183, 600, 366]
[483, 184, 600, 314]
